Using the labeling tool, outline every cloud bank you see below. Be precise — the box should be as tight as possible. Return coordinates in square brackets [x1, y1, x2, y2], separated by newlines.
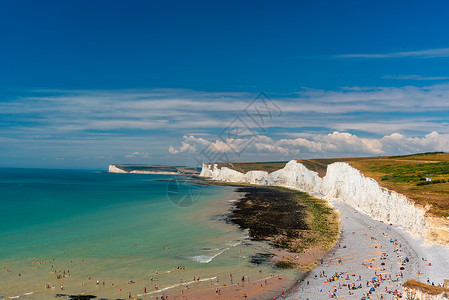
[1, 85, 448, 167]
[336, 47, 449, 59]
[169, 131, 449, 160]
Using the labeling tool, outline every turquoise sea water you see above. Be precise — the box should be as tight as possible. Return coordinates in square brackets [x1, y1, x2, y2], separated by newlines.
[0, 168, 296, 299]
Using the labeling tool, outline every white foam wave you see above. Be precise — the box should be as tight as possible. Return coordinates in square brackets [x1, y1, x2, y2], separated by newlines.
[192, 241, 240, 263]
[135, 276, 217, 297]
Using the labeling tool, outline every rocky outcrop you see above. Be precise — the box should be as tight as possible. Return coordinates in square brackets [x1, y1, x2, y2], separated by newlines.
[200, 160, 449, 245]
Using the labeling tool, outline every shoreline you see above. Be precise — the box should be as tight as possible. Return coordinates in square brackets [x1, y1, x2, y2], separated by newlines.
[190, 179, 341, 299]
[197, 176, 449, 299]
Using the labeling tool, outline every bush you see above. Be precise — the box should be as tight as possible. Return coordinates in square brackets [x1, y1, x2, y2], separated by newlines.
[416, 179, 447, 186]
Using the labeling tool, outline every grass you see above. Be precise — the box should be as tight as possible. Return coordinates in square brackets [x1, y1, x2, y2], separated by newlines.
[373, 162, 449, 184]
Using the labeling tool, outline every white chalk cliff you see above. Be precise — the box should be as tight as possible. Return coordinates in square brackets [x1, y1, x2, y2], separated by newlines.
[108, 164, 127, 173]
[200, 160, 449, 245]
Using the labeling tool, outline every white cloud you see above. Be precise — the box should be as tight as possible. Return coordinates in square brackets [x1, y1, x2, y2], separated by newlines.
[2, 87, 449, 167]
[169, 131, 447, 158]
[168, 141, 196, 154]
[3, 86, 449, 138]
[336, 48, 449, 59]
[380, 131, 449, 154]
[125, 151, 151, 158]
[278, 137, 323, 152]
[383, 75, 449, 81]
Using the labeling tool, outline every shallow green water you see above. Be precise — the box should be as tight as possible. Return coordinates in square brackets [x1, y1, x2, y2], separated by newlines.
[0, 168, 298, 299]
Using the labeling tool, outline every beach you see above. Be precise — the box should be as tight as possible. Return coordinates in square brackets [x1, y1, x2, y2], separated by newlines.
[286, 196, 449, 299]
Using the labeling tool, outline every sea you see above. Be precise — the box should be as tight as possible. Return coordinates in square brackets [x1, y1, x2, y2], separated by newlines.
[0, 168, 298, 299]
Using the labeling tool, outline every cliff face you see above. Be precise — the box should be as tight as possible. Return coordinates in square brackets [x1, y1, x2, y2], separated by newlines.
[108, 165, 179, 174]
[403, 280, 449, 300]
[200, 160, 449, 245]
[108, 164, 127, 173]
[321, 162, 428, 239]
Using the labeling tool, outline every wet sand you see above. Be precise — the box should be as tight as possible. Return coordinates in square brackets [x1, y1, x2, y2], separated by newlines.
[286, 197, 449, 299]
[134, 273, 291, 300]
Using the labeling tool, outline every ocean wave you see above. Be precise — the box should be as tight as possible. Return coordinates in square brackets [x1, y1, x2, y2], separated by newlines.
[5, 291, 34, 299]
[191, 241, 240, 263]
[136, 276, 217, 297]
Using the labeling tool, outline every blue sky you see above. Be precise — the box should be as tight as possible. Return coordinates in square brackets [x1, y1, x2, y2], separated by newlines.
[1, 0, 449, 169]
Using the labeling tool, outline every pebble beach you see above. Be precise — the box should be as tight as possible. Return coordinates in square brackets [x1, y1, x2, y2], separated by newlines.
[286, 197, 449, 300]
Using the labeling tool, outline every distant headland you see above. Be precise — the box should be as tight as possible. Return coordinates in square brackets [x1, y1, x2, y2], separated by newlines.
[108, 164, 200, 175]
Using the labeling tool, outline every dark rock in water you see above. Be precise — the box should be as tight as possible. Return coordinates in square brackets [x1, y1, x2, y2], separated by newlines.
[250, 252, 275, 265]
[211, 213, 229, 222]
[55, 294, 97, 299]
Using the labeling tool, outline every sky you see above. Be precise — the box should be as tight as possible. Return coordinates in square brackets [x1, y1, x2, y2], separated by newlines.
[1, 0, 449, 169]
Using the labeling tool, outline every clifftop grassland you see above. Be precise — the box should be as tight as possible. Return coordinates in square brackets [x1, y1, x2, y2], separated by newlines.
[345, 152, 449, 217]
[214, 152, 449, 217]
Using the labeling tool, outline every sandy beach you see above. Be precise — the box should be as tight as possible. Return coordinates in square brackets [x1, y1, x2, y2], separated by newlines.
[286, 196, 449, 299]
